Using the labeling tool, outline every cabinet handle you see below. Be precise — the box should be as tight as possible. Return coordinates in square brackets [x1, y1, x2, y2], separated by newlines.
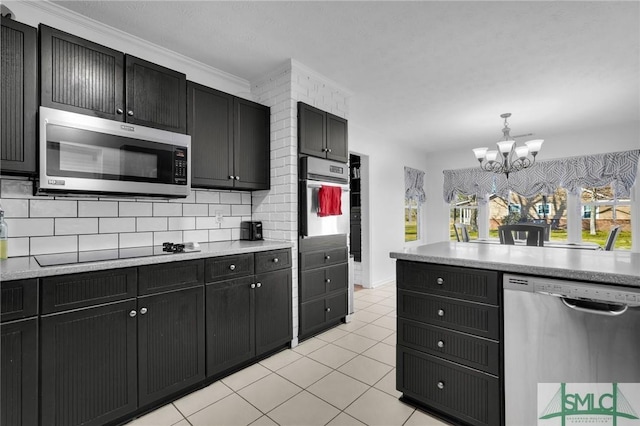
[256, 282, 262, 288]
[273, 258, 279, 263]
[116, 108, 123, 115]
[251, 283, 256, 289]
[437, 381, 445, 390]
[129, 310, 137, 318]
[140, 307, 148, 315]
[325, 255, 331, 260]
[229, 264, 236, 271]
[437, 309, 445, 317]
[235, 176, 240, 180]
[437, 340, 444, 348]
[127, 110, 134, 116]
[229, 175, 234, 180]
[326, 307, 331, 312]
[436, 277, 444, 285]
[328, 148, 332, 153]
[326, 278, 331, 283]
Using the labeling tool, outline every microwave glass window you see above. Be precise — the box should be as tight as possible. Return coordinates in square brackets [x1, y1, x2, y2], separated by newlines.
[46, 123, 174, 183]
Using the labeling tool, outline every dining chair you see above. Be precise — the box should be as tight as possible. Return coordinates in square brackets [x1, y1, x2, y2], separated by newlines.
[498, 224, 545, 246]
[603, 225, 621, 251]
[454, 223, 470, 242]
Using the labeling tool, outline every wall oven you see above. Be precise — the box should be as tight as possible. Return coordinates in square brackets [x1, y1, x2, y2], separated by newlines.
[37, 107, 191, 198]
[300, 156, 349, 238]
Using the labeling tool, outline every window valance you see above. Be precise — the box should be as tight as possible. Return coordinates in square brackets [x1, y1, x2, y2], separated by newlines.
[443, 149, 639, 203]
[405, 166, 426, 204]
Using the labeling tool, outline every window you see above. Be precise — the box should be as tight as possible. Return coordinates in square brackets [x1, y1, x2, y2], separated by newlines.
[450, 194, 478, 241]
[405, 198, 419, 242]
[537, 203, 551, 216]
[508, 204, 521, 214]
[580, 185, 631, 249]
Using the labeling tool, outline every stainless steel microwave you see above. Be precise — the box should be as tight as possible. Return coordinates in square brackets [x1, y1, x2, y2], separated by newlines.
[37, 107, 191, 198]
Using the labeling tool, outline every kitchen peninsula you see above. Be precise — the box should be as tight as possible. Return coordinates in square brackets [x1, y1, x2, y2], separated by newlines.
[390, 242, 640, 426]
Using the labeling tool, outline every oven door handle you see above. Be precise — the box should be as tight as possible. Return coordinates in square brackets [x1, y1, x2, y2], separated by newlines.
[307, 183, 349, 191]
[560, 297, 629, 316]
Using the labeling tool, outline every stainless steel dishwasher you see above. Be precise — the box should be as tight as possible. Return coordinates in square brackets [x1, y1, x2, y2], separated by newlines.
[504, 273, 640, 425]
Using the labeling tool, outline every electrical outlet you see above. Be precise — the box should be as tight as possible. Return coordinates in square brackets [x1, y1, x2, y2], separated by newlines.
[215, 210, 223, 223]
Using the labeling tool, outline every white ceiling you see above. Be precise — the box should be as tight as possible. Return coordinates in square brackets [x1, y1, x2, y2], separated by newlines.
[50, 1, 639, 154]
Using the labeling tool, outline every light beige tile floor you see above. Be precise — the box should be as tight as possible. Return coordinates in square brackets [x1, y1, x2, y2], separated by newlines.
[126, 282, 448, 426]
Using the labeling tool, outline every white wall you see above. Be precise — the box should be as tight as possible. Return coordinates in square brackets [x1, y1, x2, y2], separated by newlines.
[350, 124, 430, 287]
[423, 121, 640, 250]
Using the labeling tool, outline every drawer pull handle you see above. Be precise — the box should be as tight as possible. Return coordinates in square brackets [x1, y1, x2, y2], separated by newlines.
[251, 283, 256, 289]
[325, 255, 331, 260]
[437, 309, 445, 317]
[140, 307, 148, 315]
[326, 307, 331, 312]
[436, 277, 444, 285]
[437, 381, 445, 390]
[127, 110, 134, 116]
[273, 258, 279, 263]
[256, 282, 262, 288]
[326, 278, 331, 283]
[129, 310, 137, 318]
[437, 340, 444, 348]
[229, 264, 236, 271]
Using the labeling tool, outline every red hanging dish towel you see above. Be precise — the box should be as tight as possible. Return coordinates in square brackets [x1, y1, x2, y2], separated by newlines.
[318, 185, 342, 217]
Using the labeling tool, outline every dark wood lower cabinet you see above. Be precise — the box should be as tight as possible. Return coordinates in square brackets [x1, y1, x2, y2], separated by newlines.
[40, 300, 138, 426]
[138, 286, 205, 407]
[255, 269, 292, 355]
[1, 318, 38, 426]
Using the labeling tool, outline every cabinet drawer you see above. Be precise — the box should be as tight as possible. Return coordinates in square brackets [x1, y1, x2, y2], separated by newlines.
[206, 253, 254, 281]
[42, 268, 137, 314]
[300, 246, 348, 270]
[255, 249, 291, 273]
[300, 263, 348, 302]
[398, 290, 500, 340]
[398, 261, 499, 305]
[139, 259, 204, 295]
[1, 279, 38, 322]
[398, 318, 499, 375]
[397, 346, 500, 426]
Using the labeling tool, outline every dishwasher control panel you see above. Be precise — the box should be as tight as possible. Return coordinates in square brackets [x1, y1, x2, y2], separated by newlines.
[504, 274, 640, 306]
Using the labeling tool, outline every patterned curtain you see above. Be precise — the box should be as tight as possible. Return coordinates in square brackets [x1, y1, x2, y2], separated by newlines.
[443, 149, 639, 202]
[405, 166, 426, 204]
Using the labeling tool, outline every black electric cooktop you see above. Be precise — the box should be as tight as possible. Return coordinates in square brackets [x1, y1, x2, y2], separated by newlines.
[34, 245, 200, 267]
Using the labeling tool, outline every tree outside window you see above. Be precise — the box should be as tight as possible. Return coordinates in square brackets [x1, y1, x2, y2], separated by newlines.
[581, 185, 631, 249]
[450, 194, 478, 241]
[405, 198, 419, 242]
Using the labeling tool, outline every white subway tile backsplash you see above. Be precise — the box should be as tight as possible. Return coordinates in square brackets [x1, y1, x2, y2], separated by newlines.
[119, 232, 153, 248]
[153, 231, 182, 246]
[7, 237, 29, 257]
[196, 217, 219, 230]
[1, 199, 29, 217]
[168, 217, 195, 231]
[220, 192, 242, 204]
[183, 204, 209, 216]
[120, 202, 152, 217]
[153, 203, 182, 217]
[6, 218, 54, 237]
[100, 218, 136, 233]
[231, 204, 251, 216]
[183, 230, 208, 243]
[1, 179, 33, 198]
[79, 201, 118, 217]
[209, 229, 232, 241]
[79, 234, 118, 251]
[30, 200, 77, 217]
[195, 191, 219, 204]
[242, 193, 252, 204]
[220, 216, 242, 229]
[55, 218, 98, 235]
[30, 235, 77, 255]
[209, 204, 231, 216]
[137, 217, 168, 232]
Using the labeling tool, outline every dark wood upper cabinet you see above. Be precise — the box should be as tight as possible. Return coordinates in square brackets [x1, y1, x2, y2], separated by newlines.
[298, 102, 348, 163]
[125, 55, 186, 133]
[39, 24, 124, 121]
[40, 25, 186, 133]
[1, 18, 37, 175]
[187, 81, 270, 190]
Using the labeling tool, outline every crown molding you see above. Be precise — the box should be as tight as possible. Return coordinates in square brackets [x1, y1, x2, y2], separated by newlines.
[291, 59, 354, 98]
[19, 0, 250, 91]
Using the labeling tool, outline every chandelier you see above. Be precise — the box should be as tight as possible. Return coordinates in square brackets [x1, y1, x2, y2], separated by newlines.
[472, 113, 543, 178]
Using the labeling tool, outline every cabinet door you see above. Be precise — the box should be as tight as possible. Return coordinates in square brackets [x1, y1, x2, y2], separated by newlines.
[125, 55, 186, 133]
[325, 291, 347, 323]
[187, 81, 234, 188]
[300, 298, 327, 338]
[234, 98, 270, 190]
[1, 318, 37, 426]
[138, 286, 205, 406]
[326, 113, 348, 163]
[1, 18, 37, 175]
[40, 24, 124, 121]
[255, 269, 292, 355]
[206, 277, 254, 377]
[1, 278, 38, 322]
[326, 263, 348, 293]
[298, 102, 326, 158]
[41, 300, 137, 426]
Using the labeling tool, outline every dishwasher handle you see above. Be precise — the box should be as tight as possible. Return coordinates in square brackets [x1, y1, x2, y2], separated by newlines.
[560, 297, 629, 316]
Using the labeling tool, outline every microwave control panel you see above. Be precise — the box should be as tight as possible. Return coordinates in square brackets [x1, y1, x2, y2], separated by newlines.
[173, 148, 188, 184]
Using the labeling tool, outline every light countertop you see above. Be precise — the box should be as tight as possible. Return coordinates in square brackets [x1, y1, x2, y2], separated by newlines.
[390, 242, 640, 287]
[1, 240, 293, 281]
